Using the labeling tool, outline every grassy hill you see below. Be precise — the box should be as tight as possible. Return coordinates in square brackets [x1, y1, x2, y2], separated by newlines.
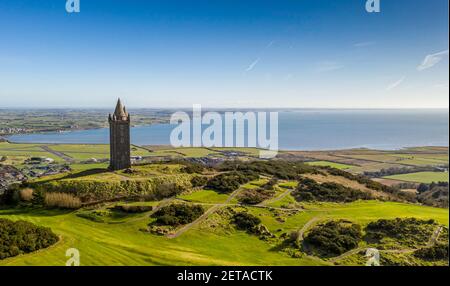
[0, 159, 448, 266]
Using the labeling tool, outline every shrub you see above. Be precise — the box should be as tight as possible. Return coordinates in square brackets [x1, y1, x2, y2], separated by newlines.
[0, 218, 59, 260]
[303, 220, 362, 257]
[151, 204, 204, 226]
[292, 177, 372, 203]
[232, 212, 261, 231]
[44, 192, 81, 209]
[218, 160, 316, 180]
[262, 178, 278, 190]
[414, 244, 449, 261]
[206, 171, 259, 193]
[112, 204, 153, 213]
[153, 183, 186, 200]
[191, 176, 208, 188]
[364, 218, 437, 247]
[238, 188, 275, 205]
[182, 163, 204, 174]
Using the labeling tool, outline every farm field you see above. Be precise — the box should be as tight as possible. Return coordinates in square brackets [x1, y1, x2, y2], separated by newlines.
[281, 146, 449, 174]
[384, 172, 449, 184]
[305, 161, 353, 170]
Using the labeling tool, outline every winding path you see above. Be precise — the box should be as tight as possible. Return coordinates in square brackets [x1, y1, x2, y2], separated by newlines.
[166, 188, 243, 239]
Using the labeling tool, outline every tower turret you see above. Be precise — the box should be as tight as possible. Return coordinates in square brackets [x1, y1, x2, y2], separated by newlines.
[109, 98, 131, 170]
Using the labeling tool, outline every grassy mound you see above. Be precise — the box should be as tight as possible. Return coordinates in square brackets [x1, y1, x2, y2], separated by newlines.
[303, 220, 362, 257]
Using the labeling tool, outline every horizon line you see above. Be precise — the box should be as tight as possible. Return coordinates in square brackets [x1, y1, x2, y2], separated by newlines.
[0, 106, 449, 110]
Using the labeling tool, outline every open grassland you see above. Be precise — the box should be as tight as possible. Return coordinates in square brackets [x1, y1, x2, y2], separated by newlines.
[384, 172, 449, 184]
[305, 161, 353, 170]
[0, 198, 447, 266]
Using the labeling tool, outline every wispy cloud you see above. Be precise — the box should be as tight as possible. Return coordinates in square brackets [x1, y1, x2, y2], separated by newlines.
[245, 58, 260, 72]
[354, 41, 375, 48]
[316, 61, 344, 73]
[386, 76, 406, 91]
[417, 50, 449, 71]
[244, 40, 275, 73]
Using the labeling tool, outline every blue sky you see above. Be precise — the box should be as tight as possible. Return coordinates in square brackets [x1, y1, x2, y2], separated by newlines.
[0, 0, 448, 108]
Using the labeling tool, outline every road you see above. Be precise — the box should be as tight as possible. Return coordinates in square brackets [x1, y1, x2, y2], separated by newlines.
[41, 145, 74, 163]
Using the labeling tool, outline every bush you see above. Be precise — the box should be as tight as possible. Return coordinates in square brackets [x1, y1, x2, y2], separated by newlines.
[364, 218, 437, 247]
[262, 178, 278, 190]
[232, 212, 261, 231]
[0, 218, 59, 260]
[19, 188, 34, 202]
[206, 171, 259, 193]
[414, 244, 449, 261]
[153, 183, 186, 200]
[44, 192, 81, 209]
[151, 204, 204, 226]
[182, 163, 205, 174]
[303, 220, 362, 257]
[292, 177, 372, 203]
[112, 204, 153, 213]
[191, 176, 208, 188]
[238, 188, 275, 205]
[218, 160, 316, 180]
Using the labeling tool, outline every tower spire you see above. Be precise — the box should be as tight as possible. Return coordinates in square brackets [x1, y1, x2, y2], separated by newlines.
[114, 98, 127, 120]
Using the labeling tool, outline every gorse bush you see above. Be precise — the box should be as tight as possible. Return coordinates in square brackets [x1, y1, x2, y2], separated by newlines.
[218, 160, 316, 180]
[112, 204, 153, 213]
[151, 204, 204, 226]
[238, 188, 275, 205]
[413, 243, 449, 261]
[293, 177, 372, 203]
[232, 212, 261, 231]
[206, 171, 259, 193]
[303, 220, 362, 257]
[364, 218, 437, 247]
[44, 192, 81, 209]
[190, 176, 208, 188]
[0, 218, 58, 260]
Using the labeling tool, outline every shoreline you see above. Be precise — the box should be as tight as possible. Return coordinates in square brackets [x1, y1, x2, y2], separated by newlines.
[1, 139, 448, 153]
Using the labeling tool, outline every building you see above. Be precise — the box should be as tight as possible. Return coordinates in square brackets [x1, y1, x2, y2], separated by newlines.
[109, 99, 131, 170]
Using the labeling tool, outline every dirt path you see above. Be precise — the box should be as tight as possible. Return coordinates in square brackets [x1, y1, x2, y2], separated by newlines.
[427, 225, 443, 247]
[174, 199, 301, 212]
[296, 216, 321, 245]
[258, 188, 293, 207]
[166, 188, 243, 239]
[40, 145, 74, 162]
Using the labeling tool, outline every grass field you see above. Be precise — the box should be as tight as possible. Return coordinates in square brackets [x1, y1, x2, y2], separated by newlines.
[384, 172, 449, 183]
[305, 161, 354, 170]
[0, 199, 447, 266]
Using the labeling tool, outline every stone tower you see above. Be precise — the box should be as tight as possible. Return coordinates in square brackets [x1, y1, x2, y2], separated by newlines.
[109, 98, 131, 170]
